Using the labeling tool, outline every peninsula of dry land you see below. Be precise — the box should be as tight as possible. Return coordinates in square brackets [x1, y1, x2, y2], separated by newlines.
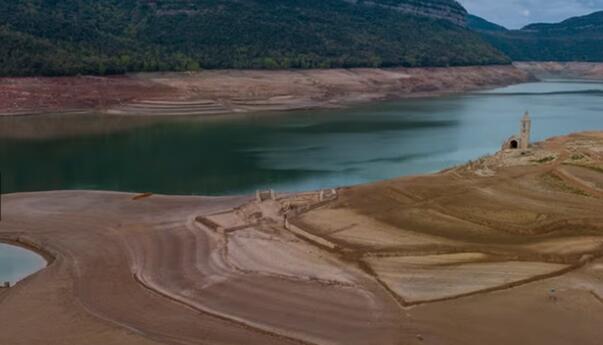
[1, 131, 603, 345]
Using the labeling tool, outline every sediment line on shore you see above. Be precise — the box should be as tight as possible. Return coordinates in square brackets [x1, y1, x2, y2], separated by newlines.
[0, 65, 533, 117]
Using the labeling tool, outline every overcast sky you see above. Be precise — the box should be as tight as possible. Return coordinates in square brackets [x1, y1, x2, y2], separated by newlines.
[458, 0, 603, 29]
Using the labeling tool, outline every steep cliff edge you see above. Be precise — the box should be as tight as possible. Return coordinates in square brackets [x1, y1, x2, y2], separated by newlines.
[344, 0, 467, 26]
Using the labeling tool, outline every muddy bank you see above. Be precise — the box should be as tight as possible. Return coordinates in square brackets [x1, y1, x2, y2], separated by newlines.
[514, 62, 603, 80]
[0, 65, 532, 117]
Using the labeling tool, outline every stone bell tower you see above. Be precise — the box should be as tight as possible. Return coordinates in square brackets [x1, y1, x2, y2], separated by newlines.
[520, 111, 531, 150]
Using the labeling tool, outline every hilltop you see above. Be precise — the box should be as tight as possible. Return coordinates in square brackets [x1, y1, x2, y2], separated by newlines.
[469, 11, 603, 61]
[0, 0, 509, 77]
[467, 14, 507, 32]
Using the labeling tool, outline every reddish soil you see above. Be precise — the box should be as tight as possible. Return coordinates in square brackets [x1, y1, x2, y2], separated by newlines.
[0, 76, 175, 115]
[0, 65, 532, 116]
[514, 62, 603, 79]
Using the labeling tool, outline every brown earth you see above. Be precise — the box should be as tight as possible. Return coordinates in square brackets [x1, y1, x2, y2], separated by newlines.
[0, 65, 532, 117]
[514, 62, 603, 80]
[0, 76, 176, 116]
[2, 132, 603, 345]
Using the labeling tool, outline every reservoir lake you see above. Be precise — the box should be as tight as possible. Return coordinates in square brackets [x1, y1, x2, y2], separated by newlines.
[1, 79, 603, 197]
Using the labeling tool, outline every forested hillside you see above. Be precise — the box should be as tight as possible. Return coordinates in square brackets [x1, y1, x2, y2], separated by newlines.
[0, 0, 509, 76]
[469, 11, 603, 62]
[467, 15, 507, 32]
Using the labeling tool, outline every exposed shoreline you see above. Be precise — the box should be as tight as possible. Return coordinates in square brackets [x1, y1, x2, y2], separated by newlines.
[515, 61, 603, 80]
[1, 132, 603, 344]
[0, 65, 533, 117]
[5, 62, 603, 119]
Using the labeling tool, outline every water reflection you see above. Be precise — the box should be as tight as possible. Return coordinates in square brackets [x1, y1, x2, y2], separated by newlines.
[0, 243, 46, 285]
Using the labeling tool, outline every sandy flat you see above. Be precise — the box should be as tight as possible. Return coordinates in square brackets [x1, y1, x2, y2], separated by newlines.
[297, 208, 460, 250]
[367, 256, 568, 302]
[226, 228, 361, 284]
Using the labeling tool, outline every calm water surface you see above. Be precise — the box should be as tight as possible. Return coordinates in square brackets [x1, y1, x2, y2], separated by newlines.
[1, 79, 603, 196]
[0, 243, 46, 285]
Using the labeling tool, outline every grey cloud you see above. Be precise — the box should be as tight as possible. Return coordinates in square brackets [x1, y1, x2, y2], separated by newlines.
[458, 0, 603, 28]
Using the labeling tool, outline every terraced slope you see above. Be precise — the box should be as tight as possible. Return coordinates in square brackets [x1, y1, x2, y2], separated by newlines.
[294, 132, 603, 307]
[107, 100, 231, 116]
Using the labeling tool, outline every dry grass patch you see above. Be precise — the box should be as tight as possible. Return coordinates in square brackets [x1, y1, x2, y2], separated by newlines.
[539, 172, 591, 197]
[366, 256, 568, 303]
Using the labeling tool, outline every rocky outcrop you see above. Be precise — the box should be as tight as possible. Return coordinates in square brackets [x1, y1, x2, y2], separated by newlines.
[153, 0, 469, 26]
[345, 0, 467, 26]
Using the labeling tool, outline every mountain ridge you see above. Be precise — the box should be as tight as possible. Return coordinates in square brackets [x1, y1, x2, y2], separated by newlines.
[522, 11, 603, 32]
[0, 0, 508, 77]
[467, 14, 507, 32]
[468, 11, 603, 62]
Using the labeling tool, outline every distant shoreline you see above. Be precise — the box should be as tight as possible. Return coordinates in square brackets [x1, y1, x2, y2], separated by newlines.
[3, 62, 603, 119]
[0, 65, 534, 118]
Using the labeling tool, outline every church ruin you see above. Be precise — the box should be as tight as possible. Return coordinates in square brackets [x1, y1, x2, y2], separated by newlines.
[503, 112, 531, 150]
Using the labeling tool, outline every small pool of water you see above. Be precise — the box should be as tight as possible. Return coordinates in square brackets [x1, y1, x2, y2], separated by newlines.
[0, 243, 46, 286]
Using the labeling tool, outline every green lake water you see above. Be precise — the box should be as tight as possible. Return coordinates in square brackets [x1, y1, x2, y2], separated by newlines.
[1, 79, 603, 197]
